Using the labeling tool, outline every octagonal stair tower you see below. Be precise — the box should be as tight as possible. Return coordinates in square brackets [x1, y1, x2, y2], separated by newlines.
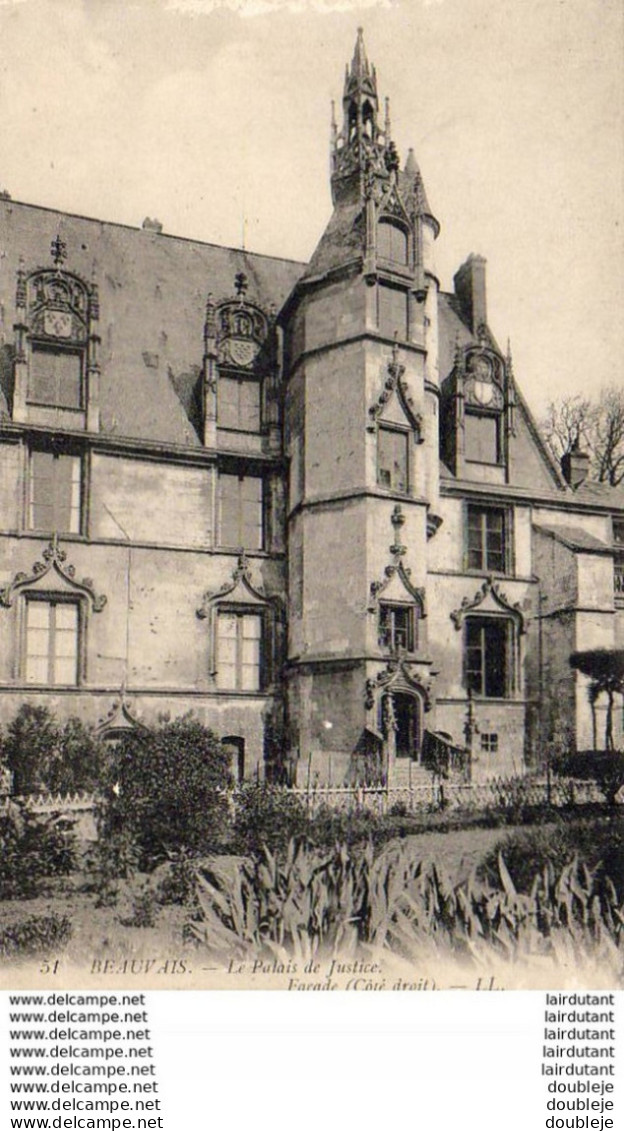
[281, 31, 442, 785]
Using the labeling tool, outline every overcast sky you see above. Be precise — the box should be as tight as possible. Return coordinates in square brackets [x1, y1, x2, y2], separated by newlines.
[0, 0, 622, 417]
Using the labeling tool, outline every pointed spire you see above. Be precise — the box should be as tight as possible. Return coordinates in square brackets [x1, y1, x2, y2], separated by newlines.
[384, 97, 392, 141]
[404, 148, 417, 177]
[351, 27, 369, 81]
[344, 26, 377, 100]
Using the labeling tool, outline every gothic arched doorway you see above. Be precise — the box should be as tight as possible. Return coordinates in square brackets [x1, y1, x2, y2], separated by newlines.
[392, 692, 422, 760]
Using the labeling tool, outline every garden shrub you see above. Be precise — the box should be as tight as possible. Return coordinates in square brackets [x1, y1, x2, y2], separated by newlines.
[554, 750, 624, 805]
[0, 704, 106, 795]
[155, 852, 198, 906]
[0, 800, 76, 900]
[231, 783, 309, 855]
[82, 826, 141, 907]
[120, 883, 159, 929]
[0, 913, 72, 960]
[99, 714, 232, 866]
[477, 813, 624, 896]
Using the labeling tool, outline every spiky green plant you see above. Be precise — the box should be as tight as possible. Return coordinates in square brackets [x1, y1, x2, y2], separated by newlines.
[189, 839, 624, 973]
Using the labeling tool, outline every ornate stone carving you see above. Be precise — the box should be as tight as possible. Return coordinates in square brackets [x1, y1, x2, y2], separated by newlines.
[26, 268, 93, 345]
[365, 659, 433, 712]
[368, 505, 426, 615]
[450, 575, 525, 633]
[95, 690, 149, 740]
[196, 552, 280, 619]
[463, 348, 504, 410]
[211, 280, 271, 371]
[367, 342, 423, 437]
[0, 536, 107, 611]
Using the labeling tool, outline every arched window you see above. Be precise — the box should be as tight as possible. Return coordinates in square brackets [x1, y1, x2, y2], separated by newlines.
[377, 219, 408, 265]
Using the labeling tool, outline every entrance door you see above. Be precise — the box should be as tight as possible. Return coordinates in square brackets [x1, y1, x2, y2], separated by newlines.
[393, 693, 421, 760]
[222, 736, 245, 783]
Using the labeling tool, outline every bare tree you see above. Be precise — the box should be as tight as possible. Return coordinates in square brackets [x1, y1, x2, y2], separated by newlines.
[540, 386, 624, 485]
[591, 385, 624, 486]
[540, 394, 594, 464]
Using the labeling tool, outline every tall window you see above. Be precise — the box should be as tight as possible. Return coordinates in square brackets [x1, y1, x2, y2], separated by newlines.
[379, 603, 417, 652]
[216, 610, 263, 691]
[377, 426, 409, 492]
[29, 345, 83, 409]
[218, 473, 264, 549]
[613, 519, 624, 600]
[464, 411, 500, 464]
[466, 505, 507, 573]
[377, 283, 409, 340]
[377, 220, 408, 265]
[465, 616, 510, 698]
[218, 377, 261, 432]
[28, 449, 82, 534]
[25, 599, 80, 686]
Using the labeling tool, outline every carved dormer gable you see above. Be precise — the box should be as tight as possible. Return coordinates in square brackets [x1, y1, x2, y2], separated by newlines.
[367, 342, 423, 438]
[377, 181, 411, 228]
[13, 239, 101, 429]
[25, 268, 92, 346]
[202, 274, 278, 447]
[450, 575, 525, 633]
[462, 341, 505, 412]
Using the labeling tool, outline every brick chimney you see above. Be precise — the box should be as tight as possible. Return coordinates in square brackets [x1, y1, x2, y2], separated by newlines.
[454, 254, 487, 334]
[561, 439, 590, 489]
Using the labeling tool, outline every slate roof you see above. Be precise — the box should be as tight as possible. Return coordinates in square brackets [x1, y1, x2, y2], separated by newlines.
[0, 198, 305, 448]
[533, 524, 614, 554]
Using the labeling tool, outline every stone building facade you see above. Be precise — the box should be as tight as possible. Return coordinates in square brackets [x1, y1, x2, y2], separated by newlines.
[0, 32, 622, 784]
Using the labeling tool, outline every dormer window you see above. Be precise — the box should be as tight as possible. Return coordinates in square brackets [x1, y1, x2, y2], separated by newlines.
[12, 260, 100, 430]
[218, 375, 261, 433]
[377, 219, 408, 265]
[29, 344, 83, 410]
[464, 411, 501, 465]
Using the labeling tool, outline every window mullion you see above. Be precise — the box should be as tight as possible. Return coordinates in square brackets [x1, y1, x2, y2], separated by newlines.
[480, 624, 486, 697]
[236, 615, 242, 690]
[48, 602, 56, 686]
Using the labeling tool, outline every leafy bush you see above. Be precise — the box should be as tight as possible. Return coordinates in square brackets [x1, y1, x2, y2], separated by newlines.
[120, 883, 159, 929]
[190, 837, 624, 971]
[0, 704, 106, 795]
[231, 783, 309, 855]
[0, 800, 76, 900]
[0, 913, 72, 959]
[554, 750, 624, 805]
[82, 826, 140, 907]
[478, 813, 624, 897]
[99, 714, 232, 866]
[156, 852, 198, 906]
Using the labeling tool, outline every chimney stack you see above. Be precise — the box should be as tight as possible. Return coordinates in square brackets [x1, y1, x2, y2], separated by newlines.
[454, 254, 487, 334]
[561, 440, 590, 489]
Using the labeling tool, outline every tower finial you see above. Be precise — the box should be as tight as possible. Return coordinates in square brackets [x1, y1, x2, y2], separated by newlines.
[351, 27, 368, 79]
